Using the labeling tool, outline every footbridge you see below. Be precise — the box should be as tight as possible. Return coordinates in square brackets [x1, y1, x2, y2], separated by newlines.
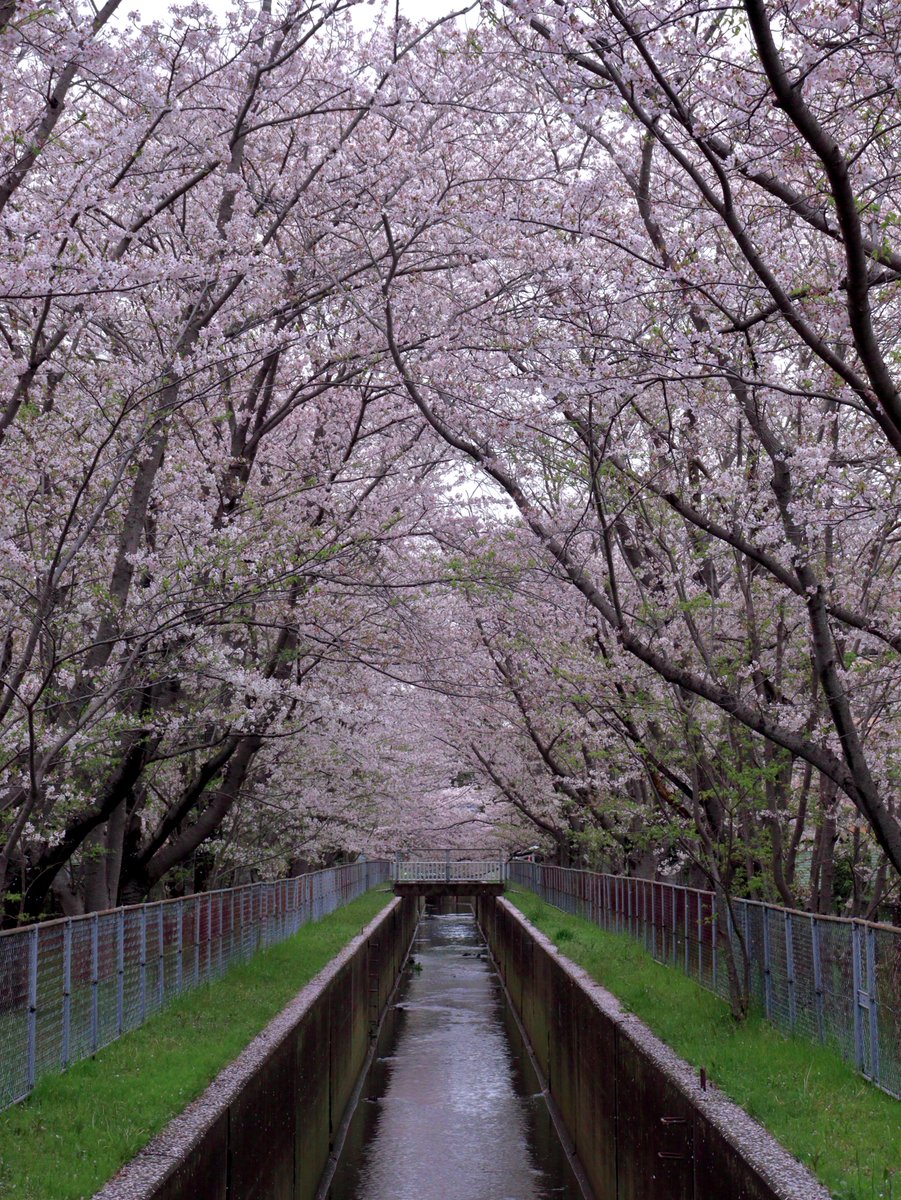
[390, 848, 507, 897]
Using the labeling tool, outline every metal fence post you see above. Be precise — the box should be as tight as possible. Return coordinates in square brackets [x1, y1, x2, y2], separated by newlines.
[711, 892, 718, 992]
[217, 893, 224, 977]
[193, 898, 201, 986]
[139, 906, 147, 1023]
[176, 900, 184, 993]
[665, 884, 671, 962]
[26, 926, 38, 1091]
[684, 890, 690, 975]
[784, 911, 797, 1031]
[866, 925, 880, 1086]
[672, 888, 679, 967]
[157, 906, 165, 1008]
[116, 908, 125, 1035]
[742, 903, 751, 984]
[810, 914, 825, 1043]
[851, 921, 865, 1072]
[696, 893, 703, 984]
[90, 914, 99, 1054]
[762, 906, 773, 1020]
[206, 894, 212, 976]
[61, 919, 72, 1070]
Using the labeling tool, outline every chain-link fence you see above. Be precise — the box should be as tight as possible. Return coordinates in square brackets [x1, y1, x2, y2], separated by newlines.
[0, 859, 390, 1112]
[509, 861, 901, 1100]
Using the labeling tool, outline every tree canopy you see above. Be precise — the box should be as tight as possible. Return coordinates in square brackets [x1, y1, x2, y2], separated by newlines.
[1, 0, 899, 923]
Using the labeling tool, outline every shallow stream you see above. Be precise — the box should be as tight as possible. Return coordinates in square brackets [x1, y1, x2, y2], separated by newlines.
[326, 908, 586, 1200]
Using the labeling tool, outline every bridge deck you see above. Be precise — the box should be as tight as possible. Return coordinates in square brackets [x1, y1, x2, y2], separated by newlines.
[393, 881, 505, 897]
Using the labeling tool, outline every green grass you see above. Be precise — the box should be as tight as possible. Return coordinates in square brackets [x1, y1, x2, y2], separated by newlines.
[507, 888, 899, 1200]
[0, 889, 392, 1200]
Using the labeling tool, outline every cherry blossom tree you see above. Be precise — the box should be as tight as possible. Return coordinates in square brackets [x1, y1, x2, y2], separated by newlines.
[0, 0, 466, 916]
[371, 2, 901, 912]
[1, 0, 899, 929]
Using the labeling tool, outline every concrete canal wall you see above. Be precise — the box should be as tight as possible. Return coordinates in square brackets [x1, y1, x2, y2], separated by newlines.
[477, 896, 829, 1200]
[95, 895, 419, 1200]
[95, 892, 829, 1200]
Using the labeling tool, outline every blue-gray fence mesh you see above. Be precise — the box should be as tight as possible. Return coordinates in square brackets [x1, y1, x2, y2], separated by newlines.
[510, 861, 900, 1099]
[0, 860, 390, 1111]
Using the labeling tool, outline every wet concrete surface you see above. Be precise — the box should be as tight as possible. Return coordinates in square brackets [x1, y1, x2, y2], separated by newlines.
[327, 909, 585, 1200]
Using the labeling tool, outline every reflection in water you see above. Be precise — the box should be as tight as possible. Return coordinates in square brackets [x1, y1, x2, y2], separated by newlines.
[327, 910, 585, 1200]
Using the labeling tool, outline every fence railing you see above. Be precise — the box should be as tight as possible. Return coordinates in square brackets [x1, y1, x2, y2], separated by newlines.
[0, 859, 390, 1112]
[393, 857, 505, 883]
[510, 861, 901, 1100]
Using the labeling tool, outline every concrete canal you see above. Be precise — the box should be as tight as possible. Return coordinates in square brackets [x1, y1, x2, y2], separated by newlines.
[99, 891, 827, 1200]
[325, 907, 586, 1200]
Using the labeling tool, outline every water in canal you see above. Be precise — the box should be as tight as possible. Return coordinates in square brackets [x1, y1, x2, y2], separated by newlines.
[326, 908, 586, 1200]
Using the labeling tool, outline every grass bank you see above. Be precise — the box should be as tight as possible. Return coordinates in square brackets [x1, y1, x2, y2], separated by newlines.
[507, 888, 898, 1200]
[0, 888, 392, 1200]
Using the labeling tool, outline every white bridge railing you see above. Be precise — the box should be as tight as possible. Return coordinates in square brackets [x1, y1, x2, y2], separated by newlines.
[392, 856, 505, 884]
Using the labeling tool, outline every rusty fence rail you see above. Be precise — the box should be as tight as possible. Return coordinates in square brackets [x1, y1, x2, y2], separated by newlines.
[0, 859, 391, 1112]
[509, 861, 900, 1099]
